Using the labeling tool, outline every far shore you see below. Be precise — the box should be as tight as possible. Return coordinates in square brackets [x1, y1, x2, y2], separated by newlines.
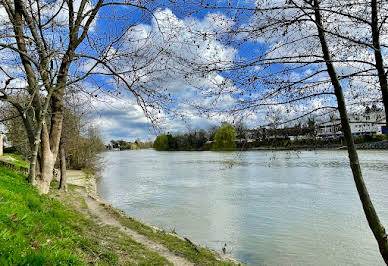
[112, 142, 388, 152]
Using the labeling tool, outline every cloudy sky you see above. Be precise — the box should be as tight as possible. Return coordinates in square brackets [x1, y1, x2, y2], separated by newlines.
[82, 7, 244, 142]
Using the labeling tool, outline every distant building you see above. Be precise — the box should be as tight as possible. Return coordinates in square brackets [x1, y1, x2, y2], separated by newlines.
[317, 120, 342, 138]
[317, 110, 386, 138]
[244, 125, 316, 142]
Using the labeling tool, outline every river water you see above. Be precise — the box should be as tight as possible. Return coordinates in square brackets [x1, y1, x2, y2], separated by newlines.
[98, 149, 388, 265]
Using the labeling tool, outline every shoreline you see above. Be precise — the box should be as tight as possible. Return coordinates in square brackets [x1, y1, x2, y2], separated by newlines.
[63, 170, 240, 265]
[115, 140, 388, 152]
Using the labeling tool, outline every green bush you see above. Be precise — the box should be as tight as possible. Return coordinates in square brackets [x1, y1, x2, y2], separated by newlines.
[213, 124, 236, 151]
[353, 134, 387, 144]
[153, 134, 169, 151]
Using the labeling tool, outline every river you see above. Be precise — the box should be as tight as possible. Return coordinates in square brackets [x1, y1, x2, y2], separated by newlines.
[97, 149, 388, 265]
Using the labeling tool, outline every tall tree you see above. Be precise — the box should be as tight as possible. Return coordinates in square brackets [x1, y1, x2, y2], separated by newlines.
[0, 0, 176, 193]
[153, 134, 169, 151]
[213, 123, 236, 151]
[311, 1, 388, 262]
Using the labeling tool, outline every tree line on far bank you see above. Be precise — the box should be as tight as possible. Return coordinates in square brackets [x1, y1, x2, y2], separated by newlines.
[153, 120, 387, 152]
[109, 139, 153, 150]
[153, 123, 237, 151]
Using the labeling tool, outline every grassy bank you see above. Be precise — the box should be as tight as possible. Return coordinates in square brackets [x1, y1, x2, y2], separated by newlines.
[0, 167, 171, 265]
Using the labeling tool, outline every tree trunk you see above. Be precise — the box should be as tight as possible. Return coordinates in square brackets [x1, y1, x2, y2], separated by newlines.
[35, 149, 55, 194]
[28, 95, 64, 193]
[371, 0, 388, 135]
[33, 121, 59, 194]
[0, 133, 3, 156]
[28, 126, 43, 185]
[58, 140, 67, 192]
[313, 1, 388, 264]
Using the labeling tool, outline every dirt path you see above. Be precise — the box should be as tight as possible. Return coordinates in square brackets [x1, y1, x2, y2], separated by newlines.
[85, 197, 194, 266]
[67, 171, 194, 266]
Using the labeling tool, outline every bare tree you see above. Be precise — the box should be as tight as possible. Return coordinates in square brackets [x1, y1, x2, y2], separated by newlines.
[286, 0, 388, 132]
[0, 0, 176, 193]
[311, 1, 388, 262]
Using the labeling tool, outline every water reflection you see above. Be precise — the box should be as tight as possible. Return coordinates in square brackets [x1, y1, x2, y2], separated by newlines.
[98, 150, 388, 265]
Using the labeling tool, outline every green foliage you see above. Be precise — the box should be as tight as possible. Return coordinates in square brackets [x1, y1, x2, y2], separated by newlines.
[213, 124, 236, 151]
[353, 134, 387, 144]
[154, 130, 209, 151]
[153, 134, 169, 151]
[135, 138, 153, 149]
[174, 130, 208, 150]
[166, 134, 177, 150]
[110, 139, 152, 150]
[130, 143, 138, 150]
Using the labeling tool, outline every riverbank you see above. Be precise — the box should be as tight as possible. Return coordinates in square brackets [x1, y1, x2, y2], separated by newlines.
[0, 165, 239, 265]
[55, 170, 240, 265]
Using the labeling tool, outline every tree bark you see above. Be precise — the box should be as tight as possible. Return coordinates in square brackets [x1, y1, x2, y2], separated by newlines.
[371, 0, 388, 135]
[58, 140, 67, 192]
[0, 133, 3, 156]
[28, 72, 66, 193]
[35, 150, 55, 194]
[34, 120, 58, 194]
[27, 88, 56, 192]
[313, 1, 388, 264]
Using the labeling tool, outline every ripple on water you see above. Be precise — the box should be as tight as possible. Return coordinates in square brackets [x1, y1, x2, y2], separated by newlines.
[98, 150, 388, 266]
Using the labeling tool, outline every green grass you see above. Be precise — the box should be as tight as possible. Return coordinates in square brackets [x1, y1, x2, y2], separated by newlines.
[104, 206, 237, 266]
[0, 153, 29, 169]
[0, 167, 171, 265]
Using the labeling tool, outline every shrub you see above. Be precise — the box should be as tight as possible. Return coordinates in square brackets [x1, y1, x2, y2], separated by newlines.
[153, 134, 169, 151]
[213, 124, 236, 151]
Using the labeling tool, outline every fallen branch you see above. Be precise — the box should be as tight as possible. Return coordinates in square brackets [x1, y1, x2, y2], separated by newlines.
[184, 237, 200, 253]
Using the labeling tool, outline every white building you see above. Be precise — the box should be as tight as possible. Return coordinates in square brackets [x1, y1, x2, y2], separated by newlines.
[317, 110, 386, 138]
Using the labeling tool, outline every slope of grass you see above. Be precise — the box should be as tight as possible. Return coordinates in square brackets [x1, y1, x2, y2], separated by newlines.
[1, 153, 29, 169]
[0, 167, 170, 265]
